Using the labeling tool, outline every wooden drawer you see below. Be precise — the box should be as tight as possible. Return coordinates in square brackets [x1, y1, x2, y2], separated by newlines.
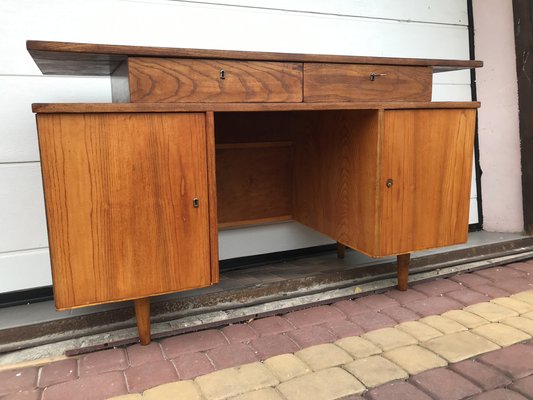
[303, 63, 432, 102]
[128, 58, 303, 103]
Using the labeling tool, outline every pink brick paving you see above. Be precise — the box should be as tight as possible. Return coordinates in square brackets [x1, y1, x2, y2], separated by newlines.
[410, 368, 483, 399]
[286, 325, 337, 347]
[78, 349, 128, 377]
[249, 316, 294, 336]
[367, 381, 433, 400]
[123, 360, 177, 393]
[125, 343, 164, 368]
[511, 375, 533, 398]
[1, 260, 533, 400]
[332, 299, 373, 316]
[352, 294, 399, 311]
[449, 273, 493, 287]
[346, 311, 397, 331]
[469, 284, 511, 298]
[378, 305, 420, 323]
[205, 342, 259, 369]
[170, 352, 214, 380]
[37, 359, 77, 388]
[318, 319, 364, 338]
[444, 288, 491, 306]
[449, 359, 513, 390]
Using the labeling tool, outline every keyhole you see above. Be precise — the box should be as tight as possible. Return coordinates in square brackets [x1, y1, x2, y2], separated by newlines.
[219, 69, 225, 80]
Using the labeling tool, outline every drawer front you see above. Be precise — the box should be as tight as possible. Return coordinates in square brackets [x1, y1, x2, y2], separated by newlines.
[304, 63, 432, 102]
[129, 58, 303, 103]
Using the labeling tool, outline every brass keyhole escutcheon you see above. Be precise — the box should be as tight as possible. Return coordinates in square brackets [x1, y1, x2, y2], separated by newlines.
[386, 179, 393, 188]
[193, 198, 199, 208]
[219, 69, 225, 80]
[370, 72, 387, 81]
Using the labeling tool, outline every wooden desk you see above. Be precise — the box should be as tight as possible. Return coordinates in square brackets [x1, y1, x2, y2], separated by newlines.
[28, 41, 481, 345]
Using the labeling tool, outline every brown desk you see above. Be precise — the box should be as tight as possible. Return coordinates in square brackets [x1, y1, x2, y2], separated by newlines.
[28, 40, 481, 344]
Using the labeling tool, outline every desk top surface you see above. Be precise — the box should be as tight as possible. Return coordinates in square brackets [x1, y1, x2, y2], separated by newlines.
[27, 40, 482, 76]
[32, 101, 480, 114]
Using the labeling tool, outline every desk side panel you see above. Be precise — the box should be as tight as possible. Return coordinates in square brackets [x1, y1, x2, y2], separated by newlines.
[293, 110, 381, 255]
[206, 111, 220, 283]
[379, 109, 476, 256]
[37, 112, 213, 309]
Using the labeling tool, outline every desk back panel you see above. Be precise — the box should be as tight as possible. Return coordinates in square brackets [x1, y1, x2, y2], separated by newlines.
[214, 111, 313, 228]
[216, 142, 293, 228]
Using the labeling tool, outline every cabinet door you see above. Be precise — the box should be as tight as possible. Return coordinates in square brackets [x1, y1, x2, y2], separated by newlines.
[380, 109, 476, 256]
[37, 113, 214, 309]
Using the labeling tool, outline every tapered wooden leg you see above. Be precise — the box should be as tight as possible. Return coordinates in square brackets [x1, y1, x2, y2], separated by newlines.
[396, 253, 410, 291]
[336, 242, 346, 259]
[134, 297, 151, 345]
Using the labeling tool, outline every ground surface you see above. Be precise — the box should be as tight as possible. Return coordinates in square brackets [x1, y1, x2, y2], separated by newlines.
[1, 259, 533, 399]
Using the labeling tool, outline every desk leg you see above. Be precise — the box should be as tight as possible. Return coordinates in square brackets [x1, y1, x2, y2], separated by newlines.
[396, 253, 410, 291]
[336, 242, 346, 259]
[134, 297, 151, 345]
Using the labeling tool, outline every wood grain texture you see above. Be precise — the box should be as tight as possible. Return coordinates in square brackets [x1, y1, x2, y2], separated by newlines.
[128, 58, 302, 103]
[304, 64, 432, 102]
[134, 298, 151, 345]
[379, 109, 477, 255]
[37, 113, 213, 309]
[27, 48, 125, 76]
[214, 111, 320, 146]
[205, 112, 220, 284]
[218, 215, 292, 229]
[26, 40, 483, 76]
[396, 254, 410, 291]
[214, 112, 315, 228]
[292, 110, 382, 256]
[216, 142, 293, 226]
[31, 101, 481, 114]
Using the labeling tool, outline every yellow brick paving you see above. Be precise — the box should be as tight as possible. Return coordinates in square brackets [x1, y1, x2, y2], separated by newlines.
[108, 289, 533, 400]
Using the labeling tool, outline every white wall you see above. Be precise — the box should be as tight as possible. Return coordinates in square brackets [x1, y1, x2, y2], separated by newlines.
[472, 0, 523, 232]
[0, 0, 478, 292]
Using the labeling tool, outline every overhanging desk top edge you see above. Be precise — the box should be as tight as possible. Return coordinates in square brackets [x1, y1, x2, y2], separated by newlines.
[32, 101, 481, 114]
[27, 40, 483, 76]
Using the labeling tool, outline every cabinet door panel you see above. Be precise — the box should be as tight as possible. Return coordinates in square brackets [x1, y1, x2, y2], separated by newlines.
[37, 113, 212, 309]
[380, 109, 476, 256]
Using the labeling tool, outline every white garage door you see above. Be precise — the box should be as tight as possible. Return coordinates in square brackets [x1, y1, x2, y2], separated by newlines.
[0, 0, 478, 292]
